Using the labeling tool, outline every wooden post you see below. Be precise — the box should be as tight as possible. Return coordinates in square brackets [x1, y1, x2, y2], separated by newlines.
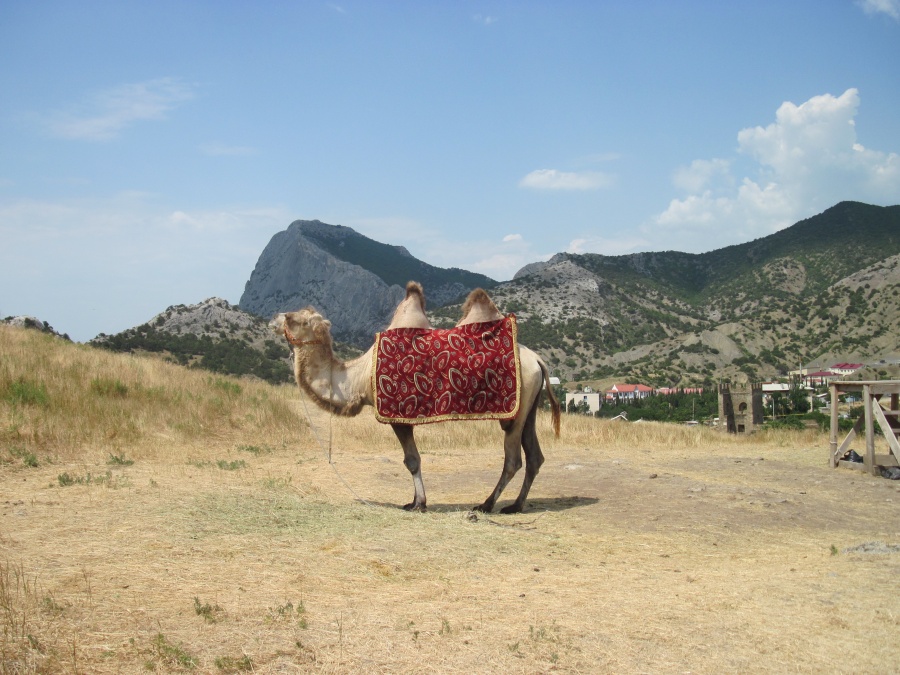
[863, 384, 875, 476]
[829, 383, 839, 467]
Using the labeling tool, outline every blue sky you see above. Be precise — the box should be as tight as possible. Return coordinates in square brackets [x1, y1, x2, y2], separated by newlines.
[2, 1, 899, 341]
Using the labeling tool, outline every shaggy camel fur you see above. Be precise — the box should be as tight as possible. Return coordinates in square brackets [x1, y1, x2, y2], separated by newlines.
[270, 281, 561, 513]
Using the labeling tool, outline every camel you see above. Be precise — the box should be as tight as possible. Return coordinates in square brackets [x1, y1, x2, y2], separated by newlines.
[270, 281, 561, 513]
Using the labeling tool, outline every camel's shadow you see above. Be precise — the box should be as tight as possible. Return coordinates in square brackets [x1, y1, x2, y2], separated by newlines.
[363, 495, 598, 514]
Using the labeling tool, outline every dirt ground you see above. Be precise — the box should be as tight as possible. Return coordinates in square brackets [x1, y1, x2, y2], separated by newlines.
[2, 413, 899, 674]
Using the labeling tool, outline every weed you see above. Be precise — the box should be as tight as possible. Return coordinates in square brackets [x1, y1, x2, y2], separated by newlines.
[270, 600, 307, 628]
[6, 378, 48, 407]
[107, 453, 134, 466]
[215, 654, 253, 672]
[151, 633, 198, 670]
[830, 544, 839, 556]
[439, 618, 452, 636]
[216, 460, 246, 471]
[57, 470, 120, 487]
[90, 378, 128, 397]
[9, 446, 38, 467]
[41, 594, 65, 615]
[237, 444, 272, 455]
[211, 378, 242, 396]
[262, 475, 293, 490]
[193, 597, 223, 623]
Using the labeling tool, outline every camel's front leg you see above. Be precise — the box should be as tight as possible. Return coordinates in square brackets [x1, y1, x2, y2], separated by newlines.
[474, 421, 523, 513]
[391, 424, 427, 511]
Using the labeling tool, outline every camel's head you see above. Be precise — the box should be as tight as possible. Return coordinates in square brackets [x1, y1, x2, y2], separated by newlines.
[269, 307, 333, 348]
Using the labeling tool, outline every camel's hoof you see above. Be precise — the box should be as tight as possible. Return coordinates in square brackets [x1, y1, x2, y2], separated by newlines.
[500, 503, 524, 514]
[402, 502, 427, 512]
[472, 502, 493, 513]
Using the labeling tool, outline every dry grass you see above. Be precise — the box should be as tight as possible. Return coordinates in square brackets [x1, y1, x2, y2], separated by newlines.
[2, 325, 899, 674]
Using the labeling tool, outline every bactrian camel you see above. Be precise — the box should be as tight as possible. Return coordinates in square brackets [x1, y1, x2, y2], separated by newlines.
[270, 281, 561, 513]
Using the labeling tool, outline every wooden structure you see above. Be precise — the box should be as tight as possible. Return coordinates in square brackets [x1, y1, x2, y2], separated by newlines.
[829, 380, 900, 475]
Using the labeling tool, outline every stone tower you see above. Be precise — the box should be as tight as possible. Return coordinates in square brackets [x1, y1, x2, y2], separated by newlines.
[718, 383, 764, 433]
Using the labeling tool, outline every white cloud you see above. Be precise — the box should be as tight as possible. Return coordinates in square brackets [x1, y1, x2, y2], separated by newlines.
[43, 77, 195, 141]
[467, 235, 549, 280]
[473, 14, 498, 26]
[0, 194, 290, 340]
[857, 0, 900, 20]
[672, 158, 732, 193]
[651, 88, 900, 251]
[519, 169, 615, 191]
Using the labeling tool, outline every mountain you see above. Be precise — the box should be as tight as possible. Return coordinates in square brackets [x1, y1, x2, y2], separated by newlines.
[239, 220, 496, 346]
[429, 201, 900, 386]
[75, 201, 899, 389]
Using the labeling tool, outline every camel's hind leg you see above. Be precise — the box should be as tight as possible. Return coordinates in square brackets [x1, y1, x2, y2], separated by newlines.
[473, 420, 524, 513]
[500, 399, 544, 514]
[392, 424, 427, 511]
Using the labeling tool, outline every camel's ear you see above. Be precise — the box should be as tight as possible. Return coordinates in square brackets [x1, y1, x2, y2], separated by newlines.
[312, 318, 331, 342]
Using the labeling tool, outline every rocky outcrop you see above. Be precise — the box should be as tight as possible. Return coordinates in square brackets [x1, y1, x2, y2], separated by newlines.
[239, 220, 494, 346]
[90, 297, 275, 348]
[239, 223, 403, 345]
[1, 316, 71, 340]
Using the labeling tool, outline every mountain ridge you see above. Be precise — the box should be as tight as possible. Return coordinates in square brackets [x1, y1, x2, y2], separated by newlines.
[11, 201, 899, 388]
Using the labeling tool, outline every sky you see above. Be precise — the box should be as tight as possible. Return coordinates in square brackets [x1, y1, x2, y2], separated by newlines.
[2, 1, 899, 342]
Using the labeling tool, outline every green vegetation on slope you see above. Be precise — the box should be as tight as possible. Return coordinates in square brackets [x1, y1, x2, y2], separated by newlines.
[95, 329, 293, 384]
[302, 225, 497, 292]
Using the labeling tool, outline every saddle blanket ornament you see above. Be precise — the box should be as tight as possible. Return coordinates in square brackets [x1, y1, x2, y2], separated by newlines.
[372, 315, 521, 424]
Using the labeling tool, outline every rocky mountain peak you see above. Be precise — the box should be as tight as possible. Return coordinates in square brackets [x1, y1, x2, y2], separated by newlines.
[239, 219, 495, 346]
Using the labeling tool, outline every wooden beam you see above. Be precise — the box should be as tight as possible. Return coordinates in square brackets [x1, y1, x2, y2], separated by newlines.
[834, 415, 865, 465]
[837, 459, 868, 472]
[864, 385, 876, 476]
[871, 401, 900, 460]
[830, 383, 839, 468]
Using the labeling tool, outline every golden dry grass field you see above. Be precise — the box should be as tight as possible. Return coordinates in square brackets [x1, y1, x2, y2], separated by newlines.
[2, 326, 899, 674]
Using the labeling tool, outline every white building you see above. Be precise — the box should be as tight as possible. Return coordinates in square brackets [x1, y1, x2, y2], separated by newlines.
[565, 391, 602, 414]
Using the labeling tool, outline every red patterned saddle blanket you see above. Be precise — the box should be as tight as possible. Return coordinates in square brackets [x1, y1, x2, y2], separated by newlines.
[372, 315, 521, 424]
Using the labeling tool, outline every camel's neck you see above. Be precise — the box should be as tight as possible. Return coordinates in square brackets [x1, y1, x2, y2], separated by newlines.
[294, 344, 369, 417]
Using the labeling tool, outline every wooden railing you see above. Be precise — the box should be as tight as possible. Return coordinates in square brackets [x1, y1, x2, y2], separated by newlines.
[829, 381, 900, 475]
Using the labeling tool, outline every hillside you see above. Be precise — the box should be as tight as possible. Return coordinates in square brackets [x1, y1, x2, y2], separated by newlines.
[90, 298, 294, 384]
[432, 202, 900, 386]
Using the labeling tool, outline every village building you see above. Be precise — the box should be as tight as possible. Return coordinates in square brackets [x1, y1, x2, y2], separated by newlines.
[565, 390, 603, 414]
[804, 370, 839, 386]
[605, 383, 653, 401]
[656, 386, 704, 395]
[829, 362, 864, 376]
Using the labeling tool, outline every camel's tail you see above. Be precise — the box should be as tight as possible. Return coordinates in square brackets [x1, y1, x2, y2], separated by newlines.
[539, 360, 561, 438]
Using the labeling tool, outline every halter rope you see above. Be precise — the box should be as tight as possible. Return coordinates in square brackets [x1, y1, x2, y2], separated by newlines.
[283, 320, 373, 507]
